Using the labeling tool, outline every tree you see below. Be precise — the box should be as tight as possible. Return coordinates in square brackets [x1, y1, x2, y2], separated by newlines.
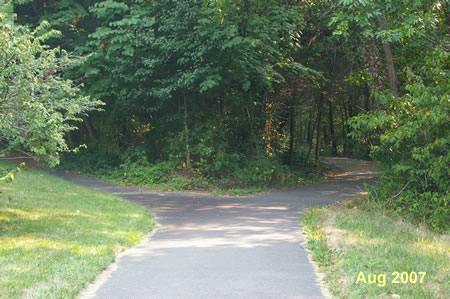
[85, 0, 320, 169]
[335, 0, 450, 231]
[0, 5, 102, 166]
[349, 49, 449, 231]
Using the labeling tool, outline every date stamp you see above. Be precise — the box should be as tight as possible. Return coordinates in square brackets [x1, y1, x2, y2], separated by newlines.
[356, 271, 427, 287]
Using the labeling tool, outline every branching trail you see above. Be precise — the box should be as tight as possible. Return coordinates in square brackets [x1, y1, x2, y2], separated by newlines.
[56, 157, 377, 299]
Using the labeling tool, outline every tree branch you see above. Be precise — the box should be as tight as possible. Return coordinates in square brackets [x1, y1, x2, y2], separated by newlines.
[388, 182, 410, 203]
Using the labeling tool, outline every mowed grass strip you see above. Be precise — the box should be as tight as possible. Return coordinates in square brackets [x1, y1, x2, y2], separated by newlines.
[0, 162, 156, 298]
[301, 199, 449, 299]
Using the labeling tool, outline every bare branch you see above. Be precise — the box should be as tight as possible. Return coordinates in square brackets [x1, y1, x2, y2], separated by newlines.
[388, 182, 410, 203]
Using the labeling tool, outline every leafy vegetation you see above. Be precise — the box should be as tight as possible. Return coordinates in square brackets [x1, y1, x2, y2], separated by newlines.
[0, 1, 447, 297]
[0, 161, 24, 183]
[350, 50, 449, 232]
[0, 3, 102, 166]
[0, 161, 156, 298]
[301, 199, 449, 298]
[59, 147, 329, 195]
[1, 0, 447, 229]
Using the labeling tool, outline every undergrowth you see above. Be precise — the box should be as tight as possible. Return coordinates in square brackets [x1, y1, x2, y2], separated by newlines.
[59, 147, 330, 195]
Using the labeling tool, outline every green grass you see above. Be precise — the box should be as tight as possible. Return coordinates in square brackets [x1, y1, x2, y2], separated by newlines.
[301, 199, 449, 298]
[0, 162, 156, 298]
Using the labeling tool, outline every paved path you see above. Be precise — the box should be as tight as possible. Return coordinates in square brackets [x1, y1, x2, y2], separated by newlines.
[55, 157, 376, 299]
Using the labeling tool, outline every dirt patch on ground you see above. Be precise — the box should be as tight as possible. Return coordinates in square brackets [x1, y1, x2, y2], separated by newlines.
[321, 213, 347, 251]
[321, 196, 369, 253]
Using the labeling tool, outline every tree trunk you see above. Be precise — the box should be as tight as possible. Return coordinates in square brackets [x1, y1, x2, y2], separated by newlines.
[306, 113, 313, 145]
[289, 106, 295, 166]
[328, 100, 337, 156]
[83, 117, 96, 141]
[183, 93, 192, 169]
[305, 116, 312, 144]
[314, 94, 324, 168]
[349, 87, 356, 117]
[304, 112, 317, 165]
[376, 12, 400, 98]
[322, 123, 329, 151]
[341, 97, 349, 155]
[245, 107, 258, 153]
[67, 131, 73, 145]
[364, 86, 371, 111]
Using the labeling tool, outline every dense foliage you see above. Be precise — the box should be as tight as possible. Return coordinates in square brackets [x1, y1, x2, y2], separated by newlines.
[4, 0, 449, 229]
[0, 3, 102, 166]
[350, 50, 449, 231]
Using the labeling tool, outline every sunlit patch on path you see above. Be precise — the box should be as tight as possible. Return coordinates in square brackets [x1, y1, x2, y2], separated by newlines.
[56, 157, 376, 299]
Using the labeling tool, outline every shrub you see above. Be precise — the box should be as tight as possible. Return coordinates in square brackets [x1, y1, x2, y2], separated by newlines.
[231, 154, 291, 187]
[119, 148, 174, 186]
[0, 9, 102, 166]
[349, 49, 449, 232]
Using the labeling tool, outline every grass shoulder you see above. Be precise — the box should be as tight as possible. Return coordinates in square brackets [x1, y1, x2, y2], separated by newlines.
[301, 198, 449, 298]
[0, 162, 156, 298]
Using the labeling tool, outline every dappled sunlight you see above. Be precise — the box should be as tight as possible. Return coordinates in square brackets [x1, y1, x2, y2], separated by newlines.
[1, 207, 94, 221]
[0, 235, 123, 257]
[0, 214, 10, 222]
[48, 157, 380, 297]
[158, 233, 298, 250]
[237, 217, 294, 225]
[0, 164, 156, 299]
[255, 206, 289, 210]
[320, 191, 338, 195]
[197, 204, 289, 211]
[114, 213, 149, 219]
[150, 206, 180, 212]
[2, 236, 70, 251]
[2, 208, 45, 220]
[122, 231, 302, 260]
[331, 213, 449, 261]
[118, 211, 306, 261]
[331, 170, 377, 177]
[1, 207, 150, 257]
[105, 231, 144, 243]
[151, 233, 298, 250]
[211, 204, 248, 209]
[163, 224, 288, 233]
[3, 265, 30, 273]
[347, 233, 386, 247]
[412, 238, 450, 256]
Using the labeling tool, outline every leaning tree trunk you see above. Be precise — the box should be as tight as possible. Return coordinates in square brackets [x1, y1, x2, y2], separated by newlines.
[183, 93, 192, 169]
[376, 12, 399, 98]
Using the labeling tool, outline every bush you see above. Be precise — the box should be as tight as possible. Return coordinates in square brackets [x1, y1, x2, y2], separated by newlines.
[0, 9, 102, 166]
[349, 49, 449, 232]
[230, 154, 291, 187]
[119, 148, 174, 186]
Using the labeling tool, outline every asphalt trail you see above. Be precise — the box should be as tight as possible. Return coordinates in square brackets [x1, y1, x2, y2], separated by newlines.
[55, 157, 376, 299]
